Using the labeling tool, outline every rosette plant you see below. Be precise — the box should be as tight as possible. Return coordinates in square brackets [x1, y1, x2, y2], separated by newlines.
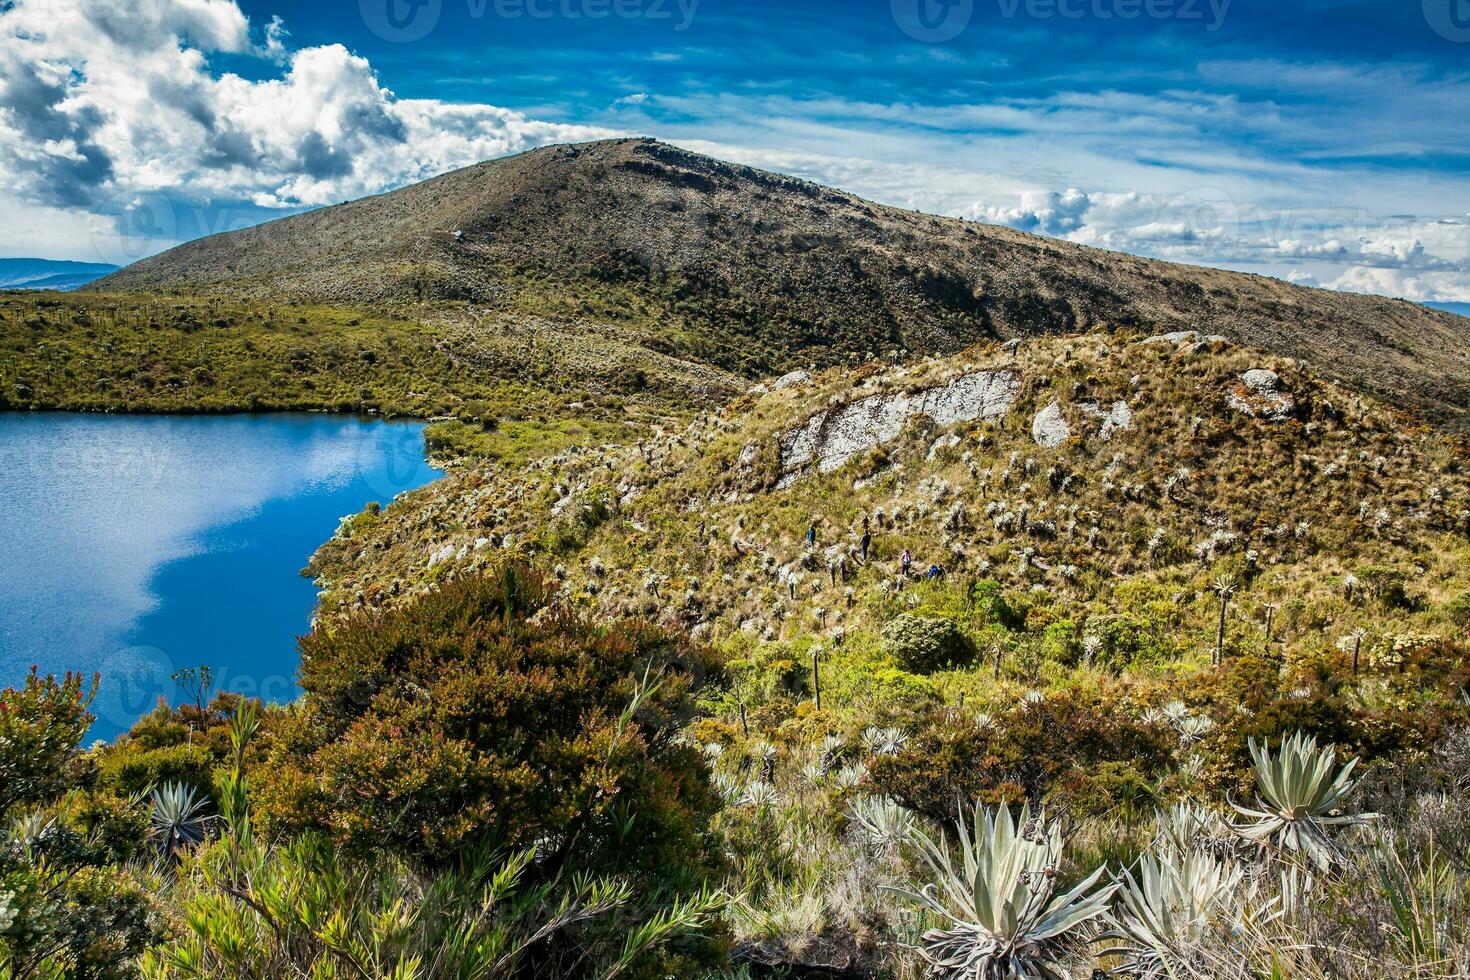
[889, 802, 1116, 979]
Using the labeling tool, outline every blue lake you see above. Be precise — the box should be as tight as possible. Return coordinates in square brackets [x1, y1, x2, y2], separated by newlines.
[0, 413, 441, 738]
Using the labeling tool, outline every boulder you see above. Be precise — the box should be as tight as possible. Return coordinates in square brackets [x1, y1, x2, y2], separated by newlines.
[1080, 400, 1133, 440]
[772, 370, 812, 390]
[1142, 330, 1201, 346]
[1229, 369, 1296, 421]
[1031, 401, 1072, 448]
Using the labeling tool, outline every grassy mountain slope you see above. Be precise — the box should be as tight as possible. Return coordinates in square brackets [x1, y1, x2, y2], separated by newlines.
[96, 138, 1470, 429]
[310, 331, 1470, 686]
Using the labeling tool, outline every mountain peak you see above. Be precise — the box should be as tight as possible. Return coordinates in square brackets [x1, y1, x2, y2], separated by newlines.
[94, 140, 1470, 430]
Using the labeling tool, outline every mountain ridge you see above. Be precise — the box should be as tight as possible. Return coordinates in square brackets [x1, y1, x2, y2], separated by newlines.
[95, 138, 1470, 430]
[2, 257, 118, 291]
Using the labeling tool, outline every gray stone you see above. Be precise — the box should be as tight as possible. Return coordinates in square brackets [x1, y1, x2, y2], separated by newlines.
[778, 370, 1020, 481]
[1230, 369, 1296, 421]
[772, 370, 813, 390]
[1142, 330, 1201, 346]
[1079, 400, 1133, 440]
[1031, 401, 1072, 448]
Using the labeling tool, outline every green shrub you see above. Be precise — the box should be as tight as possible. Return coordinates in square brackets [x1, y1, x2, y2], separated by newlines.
[1444, 591, 1470, 628]
[1356, 565, 1413, 609]
[881, 614, 974, 673]
[257, 563, 723, 894]
[868, 687, 1173, 822]
[0, 671, 157, 977]
[97, 743, 216, 799]
[967, 579, 1024, 630]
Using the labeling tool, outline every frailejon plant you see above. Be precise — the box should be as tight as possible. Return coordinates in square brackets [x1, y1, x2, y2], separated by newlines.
[1231, 731, 1376, 872]
[851, 796, 919, 856]
[1104, 844, 1253, 978]
[887, 802, 1116, 979]
[147, 782, 211, 864]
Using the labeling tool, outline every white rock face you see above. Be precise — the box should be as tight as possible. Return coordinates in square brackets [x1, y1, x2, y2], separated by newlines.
[1142, 330, 1201, 346]
[779, 370, 1020, 481]
[426, 542, 456, 568]
[1031, 401, 1072, 448]
[772, 370, 813, 390]
[1079, 400, 1133, 441]
[1230, 369, 1296, 421]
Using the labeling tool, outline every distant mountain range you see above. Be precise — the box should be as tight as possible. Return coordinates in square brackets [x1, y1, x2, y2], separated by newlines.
[2, 258, 119, 291]
[1427, 302, 1470, 319]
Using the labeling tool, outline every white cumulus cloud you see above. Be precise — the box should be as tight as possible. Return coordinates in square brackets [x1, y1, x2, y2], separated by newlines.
[0, 0, 614, 248]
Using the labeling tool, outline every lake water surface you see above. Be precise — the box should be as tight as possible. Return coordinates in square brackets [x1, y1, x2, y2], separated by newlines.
[0, 413, 441, 737]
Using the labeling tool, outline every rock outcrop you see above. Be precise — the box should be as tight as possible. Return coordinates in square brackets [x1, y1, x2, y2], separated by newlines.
[1230, 369, 1296, 421]
[779, 370, 1020, 483]
[1031, 402, 1072, 448]
[1080, 400, 1133, 441]
[772, 370, 813, 390]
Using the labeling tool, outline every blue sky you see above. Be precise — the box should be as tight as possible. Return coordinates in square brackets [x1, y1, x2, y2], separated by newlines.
[1, 0, 1467, 299]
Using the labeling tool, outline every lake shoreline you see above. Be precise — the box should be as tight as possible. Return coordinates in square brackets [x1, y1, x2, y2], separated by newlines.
[0, 412, 443, 738]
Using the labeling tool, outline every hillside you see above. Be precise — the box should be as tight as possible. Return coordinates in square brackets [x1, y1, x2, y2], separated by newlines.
[310, 329, 1470, 664]
[96, 138, 1470, 430]
[301, 329, 1470, 977]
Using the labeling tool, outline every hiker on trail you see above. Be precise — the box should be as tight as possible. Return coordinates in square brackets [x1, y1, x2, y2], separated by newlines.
[807, 522, 818, 548]
[925, 564, 945, 581]
[901, 549, 913, 577]
[697, 519, 706, 540]
[860, 530, 872, 562]
[863, 515, 872, 535]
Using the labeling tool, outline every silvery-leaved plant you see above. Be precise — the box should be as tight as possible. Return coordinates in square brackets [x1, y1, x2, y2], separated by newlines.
[863, 725, 909, 756]
[1154, 803, 1231, 857]
[740, 781, 779, 809]
[888, 802, 1116, 980]
[1173, 714, 1215, 747]
[1104, 845, 1254, 979]
[0, 890, 15, 934]
[1232, 731, 1377, 871]
[833, 762, 868, 792]
[148, 781, 212, 862]
[851, 796, 919, 856]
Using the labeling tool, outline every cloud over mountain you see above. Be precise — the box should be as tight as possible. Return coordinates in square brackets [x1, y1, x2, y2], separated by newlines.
[0, 0, 1465, 303]
[0, 0, 612, 229]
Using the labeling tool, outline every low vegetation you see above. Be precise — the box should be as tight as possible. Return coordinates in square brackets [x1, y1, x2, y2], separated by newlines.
[0, 288, 739, 466]
[5, 326, 1470, 976]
